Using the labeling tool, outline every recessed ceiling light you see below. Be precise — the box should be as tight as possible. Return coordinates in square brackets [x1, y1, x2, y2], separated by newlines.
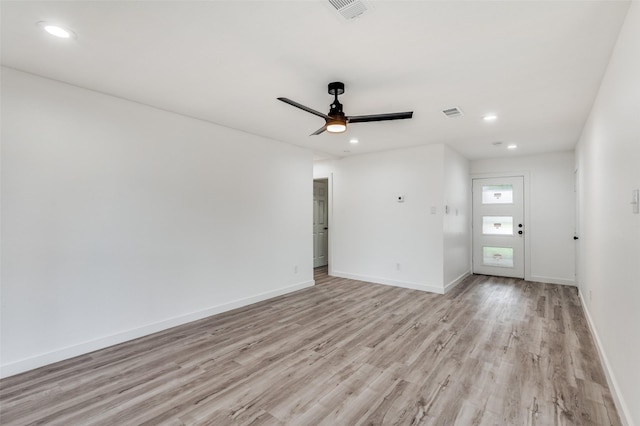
[507, 144, 518, 150]
[38, 21, 76, 39]
[349, 138, 359, 144]
[483, 114, 498, 122]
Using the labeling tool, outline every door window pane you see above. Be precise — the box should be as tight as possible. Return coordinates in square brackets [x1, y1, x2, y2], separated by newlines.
[482, 216, 513, 235]
[482, 246, 514, 267]
[482, 185, 513, 204]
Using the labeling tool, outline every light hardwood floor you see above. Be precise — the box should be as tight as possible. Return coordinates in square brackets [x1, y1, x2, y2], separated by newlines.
[0, 268, 620, 425]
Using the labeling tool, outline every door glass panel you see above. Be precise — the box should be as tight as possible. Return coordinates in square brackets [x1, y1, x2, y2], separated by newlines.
[482, 185, 513, 204]
[318, 200, 325, 224]
[482, 216, 513, 235]
[482, 246, 514, 267]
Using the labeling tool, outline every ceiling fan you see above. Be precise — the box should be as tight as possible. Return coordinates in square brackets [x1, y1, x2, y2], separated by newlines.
[278, 82, 413, 136]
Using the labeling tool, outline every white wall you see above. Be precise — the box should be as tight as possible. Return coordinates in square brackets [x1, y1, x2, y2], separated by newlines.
[443, 146, 471, 290]
[0, 68, 314, 377]
[314, 144, 470, 293]
[575, 2, 640, 424]
[471, 151, 576, 285]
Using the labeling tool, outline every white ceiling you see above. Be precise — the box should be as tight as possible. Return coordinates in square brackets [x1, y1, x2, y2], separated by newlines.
[1, 1, 630, 160]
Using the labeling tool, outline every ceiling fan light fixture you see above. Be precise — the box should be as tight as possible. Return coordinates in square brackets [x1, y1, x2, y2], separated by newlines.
[326, 119, 347, 133]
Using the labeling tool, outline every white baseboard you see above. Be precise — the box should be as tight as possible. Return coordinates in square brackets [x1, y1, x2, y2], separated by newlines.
[529, 275, 576, 286]
[443, 271, 471, 293]
[0, 280, 314, 379]
[332, 270, 444, 294]
[578, 289, 632, 426]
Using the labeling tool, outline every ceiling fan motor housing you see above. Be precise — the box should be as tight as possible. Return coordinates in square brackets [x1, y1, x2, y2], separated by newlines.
[329, 101, 345, 116]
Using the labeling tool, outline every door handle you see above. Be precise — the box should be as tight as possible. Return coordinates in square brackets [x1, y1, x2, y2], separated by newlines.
[324, 227, 328, 230]
[574, 236, 579, 240]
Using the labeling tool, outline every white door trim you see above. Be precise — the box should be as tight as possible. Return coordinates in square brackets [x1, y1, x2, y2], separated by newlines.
[573, 167, 580, 287]
[471, 171, 531, 281]
[312, 172, 334, 276]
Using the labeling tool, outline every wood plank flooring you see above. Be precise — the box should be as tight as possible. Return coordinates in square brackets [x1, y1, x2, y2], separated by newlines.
[0, 268, 620, 425]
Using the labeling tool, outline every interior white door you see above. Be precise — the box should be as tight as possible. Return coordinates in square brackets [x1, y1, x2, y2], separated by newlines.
[313, 180, 328, 268]
[472, 176, 525, 278]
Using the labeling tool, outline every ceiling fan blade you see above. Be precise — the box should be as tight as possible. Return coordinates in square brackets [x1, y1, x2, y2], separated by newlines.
[310, 124, 327, 136]
[347, 111, 413, 123]
[277, 98, 331, 120]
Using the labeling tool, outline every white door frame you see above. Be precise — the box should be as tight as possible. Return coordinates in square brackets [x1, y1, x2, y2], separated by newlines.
[471, 171, 532, 281]
[574, 167, 580, 286]
[312, 172, 334, 276]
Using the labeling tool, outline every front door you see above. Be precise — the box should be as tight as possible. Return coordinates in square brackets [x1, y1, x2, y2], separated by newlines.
[472, 176, 525, 278]
[313, 180, 328, 268]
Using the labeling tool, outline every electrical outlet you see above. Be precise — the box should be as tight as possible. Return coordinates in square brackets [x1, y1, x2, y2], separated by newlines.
[294, 265, 298, 274]
[396, 263, 400, 271]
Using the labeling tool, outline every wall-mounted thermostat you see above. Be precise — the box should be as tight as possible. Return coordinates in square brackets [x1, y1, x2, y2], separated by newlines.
[397, 195, 405, 203]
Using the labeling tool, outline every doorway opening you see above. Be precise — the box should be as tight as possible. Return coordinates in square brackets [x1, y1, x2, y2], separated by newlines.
[313, 179, 329, 269]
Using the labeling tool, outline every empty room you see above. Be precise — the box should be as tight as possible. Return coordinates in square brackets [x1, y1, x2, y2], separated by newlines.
[1, 1, 638, 425]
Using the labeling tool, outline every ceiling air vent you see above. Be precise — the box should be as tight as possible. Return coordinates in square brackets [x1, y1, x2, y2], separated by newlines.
[442, 107, 464, 118]
[328, 0, 368, 20]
